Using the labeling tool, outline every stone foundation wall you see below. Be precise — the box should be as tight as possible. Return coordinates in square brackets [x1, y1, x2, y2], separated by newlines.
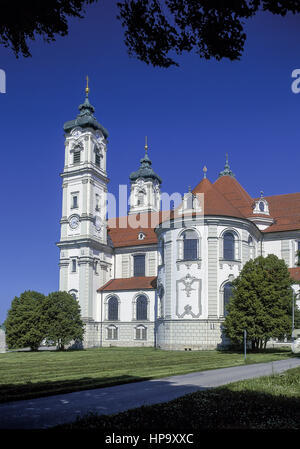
[83, 320, 155, 348]
[156, 319, 229, 350]
[83, 318, 231, 350]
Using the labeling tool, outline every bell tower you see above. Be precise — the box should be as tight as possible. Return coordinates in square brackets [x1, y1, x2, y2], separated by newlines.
[129, 138, 162, 214]
[57, 78, 113, 347]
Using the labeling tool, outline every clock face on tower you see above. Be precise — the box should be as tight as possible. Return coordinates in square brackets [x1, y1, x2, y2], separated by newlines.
[69, 215, 80, 230]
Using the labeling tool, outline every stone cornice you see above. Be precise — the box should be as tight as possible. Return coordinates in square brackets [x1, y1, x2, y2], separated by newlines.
[60, 165, 109, 184]
[56, 237, 114, 253]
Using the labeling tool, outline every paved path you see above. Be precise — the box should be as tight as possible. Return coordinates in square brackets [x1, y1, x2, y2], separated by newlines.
[0, 358, 299, 429]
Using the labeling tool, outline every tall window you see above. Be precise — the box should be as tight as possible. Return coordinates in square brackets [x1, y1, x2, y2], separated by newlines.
[73, 151, 81, 164]
[248, 236, 254, 259]
[159, 238, 164, 265]
[95, 152, 101, 167]
[71, 194, 78, 209]
[108, 296, 119, 321]
[137, 191, 145, 206]
[223, 232, 235, 260]
[183, 230, 198, 260]
[72, 259, 76, 272]
[223, 282, 233, 316]
[136, 295, 147, 320]
[134, 254, 145, 277]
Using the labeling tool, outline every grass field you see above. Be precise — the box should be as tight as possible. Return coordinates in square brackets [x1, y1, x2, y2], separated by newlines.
[56, 366, 300, 430]
[0, 346, 296, 403]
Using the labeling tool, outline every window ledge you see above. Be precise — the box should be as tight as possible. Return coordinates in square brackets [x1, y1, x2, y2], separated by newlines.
[176, 259, 201, 270]
[132, 319, 149, 322]
[219, 259, 242, 270]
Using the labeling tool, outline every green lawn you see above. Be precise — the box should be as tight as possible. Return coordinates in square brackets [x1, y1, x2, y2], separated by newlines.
[57, 366, 300, 430]
[0, 346, 296, 403]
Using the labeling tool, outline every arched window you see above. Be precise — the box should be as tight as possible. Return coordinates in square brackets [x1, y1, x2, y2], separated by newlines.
[107, 325, 118, 340]
[136, 295, 148, 320]
[68, 289, 78, 301]
[259, 201, 265, 212]
[183, 230, 198, 260]
[135, 325, 147, 340]
[248, 236, 254, 259]
[224, 282, 233, 316]
[108, 296, 119, 321]
[223, 232, 235, 260]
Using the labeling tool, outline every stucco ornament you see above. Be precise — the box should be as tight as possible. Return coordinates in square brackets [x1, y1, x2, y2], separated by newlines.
[182, 273, 196, 297]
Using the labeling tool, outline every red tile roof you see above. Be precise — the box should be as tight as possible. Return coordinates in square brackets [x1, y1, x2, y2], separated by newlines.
[106, 176, 300, 248]
[98, 276, 157, 292]
[289, 268, 300, 282]
[192, 177, 245, 218]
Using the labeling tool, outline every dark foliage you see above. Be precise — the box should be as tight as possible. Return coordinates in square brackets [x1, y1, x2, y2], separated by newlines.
[223, 255, 296, 350]
[1, 1, 300, 66]
[0, 0, 97, 57]
[4, 291, 46, 351]
[54, 368, 300, 430]
[117, 0, 300, 67]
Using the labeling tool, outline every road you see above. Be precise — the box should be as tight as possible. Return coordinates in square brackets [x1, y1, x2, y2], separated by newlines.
[0, 357, 299, 429]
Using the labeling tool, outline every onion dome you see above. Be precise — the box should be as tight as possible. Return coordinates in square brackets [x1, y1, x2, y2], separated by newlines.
[129, 138, 162, 184]
[218, 153, 235, 178]
[63, 77, 109, 139]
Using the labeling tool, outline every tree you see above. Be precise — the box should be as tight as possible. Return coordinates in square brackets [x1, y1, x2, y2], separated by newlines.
[2, 1, 300, 66]
[223, 255, 295, 350]
[118, 0, 300, 67]
[41, 291, 84, 350]
[4, 291, 46, 351]
[0, 0, 97, 58]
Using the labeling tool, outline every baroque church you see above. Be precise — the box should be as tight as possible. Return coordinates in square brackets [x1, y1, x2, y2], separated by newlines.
[57, 85, 300, 350]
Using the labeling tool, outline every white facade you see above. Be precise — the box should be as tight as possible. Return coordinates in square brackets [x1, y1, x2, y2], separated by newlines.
[58, 93, 300, 349]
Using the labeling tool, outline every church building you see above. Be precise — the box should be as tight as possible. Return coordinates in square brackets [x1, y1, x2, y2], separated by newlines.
[57, 86, 300, 350]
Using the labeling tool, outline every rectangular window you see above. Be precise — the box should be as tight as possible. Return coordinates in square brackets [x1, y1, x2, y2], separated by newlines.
[95, 152, 101, 167]
[134, 254, 145, 277]
[71, 195, 78, 209]
[72, 259, 76, 272]
[73, 151, 81, 164]
[95, 194, 100, 211]
[183, 239, 198, 260]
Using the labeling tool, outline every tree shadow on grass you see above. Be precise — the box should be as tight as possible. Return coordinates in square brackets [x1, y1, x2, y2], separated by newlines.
[0, 375, 151, 404]
[55, 386, 300, 431]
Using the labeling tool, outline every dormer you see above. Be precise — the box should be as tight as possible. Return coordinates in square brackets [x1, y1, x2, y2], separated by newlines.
[248, 192, 274, 230]
[253, 192, 270, 215]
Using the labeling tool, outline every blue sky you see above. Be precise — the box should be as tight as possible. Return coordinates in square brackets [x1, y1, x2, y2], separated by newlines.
[1, 1, 300, 322]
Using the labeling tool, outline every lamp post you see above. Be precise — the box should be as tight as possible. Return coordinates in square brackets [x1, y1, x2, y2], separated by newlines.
[244, 329, 247, 361]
